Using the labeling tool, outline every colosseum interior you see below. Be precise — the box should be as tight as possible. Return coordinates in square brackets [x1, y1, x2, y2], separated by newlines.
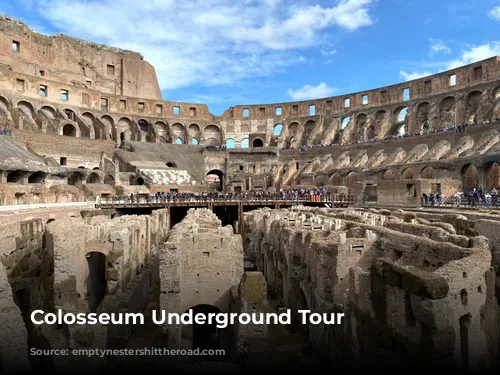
[0, 13, 500, 373]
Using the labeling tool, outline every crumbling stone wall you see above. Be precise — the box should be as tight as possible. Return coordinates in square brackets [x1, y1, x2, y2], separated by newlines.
[160, 208, 243, 349]
[243, 206, 498, 370]
[0, 207, 169, 371]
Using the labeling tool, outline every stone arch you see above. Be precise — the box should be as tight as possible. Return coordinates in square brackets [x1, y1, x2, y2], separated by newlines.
[166, 162, 177, 168]
[383, 169, 395, 180]
[461, 164, 479, 190]
[64, 108, 76, 121]
[264, 174, 274, 189]
[402, 168, 414, 180]
[6, 170, 24, 183]
[346, 171, 359, 190]
[341, 117, 350, 130]
[226, 138, 235, 148]
[135, 177, 145, 185]
[192, 138, 199, 145]
[68, 171, 85, 188]
[85, 252, 107, 313]
[0, 95, 10, 111]
[137, 119, 149, 132]
[315, 174, 328, 187]
[287, 122, 299, 147]
[245, 175, 252, 190]
[117, 117, 134, 141]
[171, 123, 185, 143]
[356, 113, 368, 127]
[273, 124, 283, 136]
[302, 120, 316, 143]
[182, 304, 223, 351]
[0, 95, 11, 123]
[439, 96, 456, 128]
[86, 172, 100, 184]
[485, 161, 500, 190]
[104, 174, 114, 185]
[206, 169, 224, 191]
[240, 138, 249, 148]
[329, 172, 343, 186]
[203, 125, 221, 145]
[465, 91, 482, 124]
[17, 100, 35, 118]
[420, 166, 434, 179]
[40, 105, 56, 119]
[416, 102, 430, 132]
[153, 121, 169, 142]
[188, 123, 201, 137]
[100, 115, 114, 139]
[365, 125, 375, 140]
[62, 123, 77, 137]
[252, 138, 264, 147]
[28, 172, 46, 184]
[491, 85, 500, 101]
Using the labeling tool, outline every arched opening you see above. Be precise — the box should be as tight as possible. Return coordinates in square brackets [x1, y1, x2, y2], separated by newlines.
[62, 124, 77, 137]
[183, 304, 223, 353]
[192, 138, 198, 145]
[64, 109, 75, 121]
[252, 138, 264, 147]
[104, 175, 115, 185]
[461, 164, 479, 191]
[341, 117, 350, 130]
[402, 168, 414, 180]
[265, 175, 273, 189]
[68, 172, 85, 188]
[28, 172, 46, 184]
[136, 177, 145, 185]
[273, 124, 283, 136]
[86, 172, 100, 184]
[166, 162, 177, 168]
[206, 169, 224, 192]
[486, 162, 500, 190]
[138, 119, 149, 132]
[7, 170, 24, 183]
[245, 176, 252, 190]
[240, 138, 249, 148]
[175, 137, 183, 144]
[225, 138, 235, 148]
[85, 252, 107, 313]
[420, 166, 434, 179]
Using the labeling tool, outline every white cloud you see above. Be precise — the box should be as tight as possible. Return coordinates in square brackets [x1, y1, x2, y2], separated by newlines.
[399, 70, 433, 81]
[429, 38, 450, 55]
[445, 42, 500, 69]
[321, 48, 337, 56]
[489, 6, 500, 21]
[287, 83, 337, 100]
[30, 0, 374, 91]
[400, 41, 500, 81]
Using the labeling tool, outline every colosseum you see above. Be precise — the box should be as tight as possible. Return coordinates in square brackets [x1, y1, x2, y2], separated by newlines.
[0, 13, 499, 373]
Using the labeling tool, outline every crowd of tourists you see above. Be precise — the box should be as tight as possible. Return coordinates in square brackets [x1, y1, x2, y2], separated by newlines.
[99, 187, 350, 204]
[423, 187, 499, 207]
[0, 128, 11, 136]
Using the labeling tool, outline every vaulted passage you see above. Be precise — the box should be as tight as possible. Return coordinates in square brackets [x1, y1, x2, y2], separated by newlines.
[181, 304, 229, 361]
[86, 252, 107, 313]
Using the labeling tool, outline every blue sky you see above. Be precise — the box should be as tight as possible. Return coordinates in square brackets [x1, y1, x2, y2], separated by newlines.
[1, 0, 499, 115]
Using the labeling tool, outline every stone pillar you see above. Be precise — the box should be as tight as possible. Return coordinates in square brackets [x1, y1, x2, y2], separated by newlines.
[159, 243, 182, 349]
[236, 272, 269, 365]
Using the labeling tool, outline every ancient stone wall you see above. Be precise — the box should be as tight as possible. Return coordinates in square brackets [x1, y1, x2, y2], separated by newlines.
[0, 207, 169, 371]
[160, 208, 243, 349]
[243, 206, 498, 370]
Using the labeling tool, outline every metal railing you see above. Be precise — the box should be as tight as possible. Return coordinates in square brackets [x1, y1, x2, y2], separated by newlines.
[422, 196, 500, 209]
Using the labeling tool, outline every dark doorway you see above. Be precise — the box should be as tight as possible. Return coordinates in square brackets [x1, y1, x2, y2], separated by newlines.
[62, 124, 76, 137]
[253, 138, 264, 147]
[212, 205, 238, 230]
[188, 304, 223, 354]
[86, 252, 107, 312]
